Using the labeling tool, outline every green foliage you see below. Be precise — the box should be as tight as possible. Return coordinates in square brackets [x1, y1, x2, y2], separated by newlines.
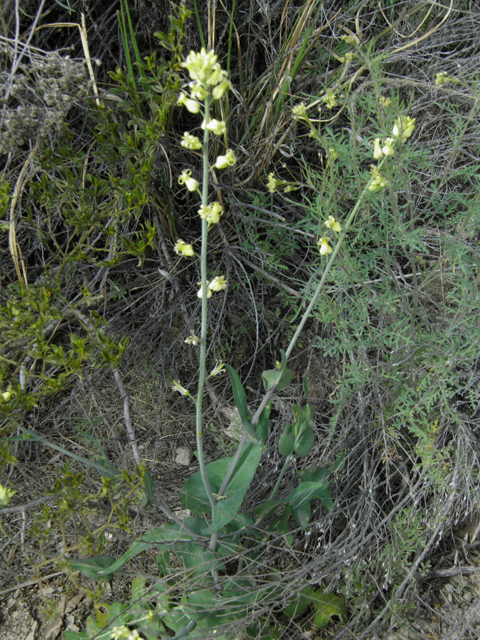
[5, 5, 479, 639]
[285, 584, 348, 629]
[287, 87, 480, 485]
[0, 282, 128, 446]
[64, 577, 165, 640]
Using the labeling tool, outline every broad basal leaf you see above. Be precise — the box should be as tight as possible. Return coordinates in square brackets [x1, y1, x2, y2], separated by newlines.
[311, 587, 347, 628]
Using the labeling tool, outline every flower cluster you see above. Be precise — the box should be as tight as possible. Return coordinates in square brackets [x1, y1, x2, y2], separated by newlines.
[369, 165, 389, 192]
[197, 276, 227, 299]
[392, 116, 416, 143]
[198, 202, 223, 224]
[176, 49, 235, 298]
[267, 173, 297, 194]
[318, 216, 342, 256]
[369, 115, 415, 192]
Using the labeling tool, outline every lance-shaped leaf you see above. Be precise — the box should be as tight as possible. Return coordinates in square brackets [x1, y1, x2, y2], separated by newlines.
[262, 349, 294, 392]
[70, 525, 198, 579]
[278, 422, 295, 456]
[141, 471, 154, 508]
[181, 405, 269, 533]
[225, 364, 258, 444]
[292, 402, 315, 457]
[69, 555, 116, 580]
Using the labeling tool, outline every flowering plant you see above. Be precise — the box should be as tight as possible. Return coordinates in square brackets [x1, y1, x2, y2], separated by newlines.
[65, 48, 415, 640]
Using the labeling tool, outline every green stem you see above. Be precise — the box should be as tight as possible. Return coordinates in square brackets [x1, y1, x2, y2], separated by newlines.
[195, 94, 216, 514]
[267, 454, 291, 503]
[285, 158, 386, 359]
[218, 161, 385, 500]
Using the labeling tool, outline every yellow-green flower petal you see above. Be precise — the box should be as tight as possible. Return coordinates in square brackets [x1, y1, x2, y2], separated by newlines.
[178, 169, 199, 192]
[382, 137, 395, 157]
[181, 132, 202, 150]
[174, 240, 194, 256]
[209, 275, 227, 291]
[373, 138, 383, 160]
[324, 215, 342, 233]
[318, 237, 333, 255]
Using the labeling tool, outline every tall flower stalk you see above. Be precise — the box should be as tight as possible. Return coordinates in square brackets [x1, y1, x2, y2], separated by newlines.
[176, 49, 233, 516]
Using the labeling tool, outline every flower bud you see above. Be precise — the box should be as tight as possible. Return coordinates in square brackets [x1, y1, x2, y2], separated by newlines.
[373, 138, 383, 160]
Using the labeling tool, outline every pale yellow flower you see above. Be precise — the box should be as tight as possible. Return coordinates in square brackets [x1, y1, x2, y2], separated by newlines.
[318, 237, 333, 255]
[174, 239, 194, 257]
[292, 102, 308, 119]
[212, 78, 231, 100]
[189, 82, 208, 100]
[181, 132, 202, 150]
[198, 202, 223, 224]
[322, 90, 337, 109]
[435, 72, 448, 85]
[215, 149, 236, 169]
[184, 331, 200, 345]
[392, 116, 415, 142]
[328, 147, 338, 162]
[172, 380, 190, 396]
[267, 173, 279, 193]
[382, 138, 395, 157]
[341, 34, 358, 46]
[1, 388, 12, 402]
[210, 362, 225, 376]
[202, 119, 226, 135]
[324, 216, 342, 233]
[177, 92, 201, 114]
[373, 138, 383, 160]
[197, 282, 213, 299]
[369, 165, 388, 192]
[178, 169, 199, 192]
[209, 275, 227, 291]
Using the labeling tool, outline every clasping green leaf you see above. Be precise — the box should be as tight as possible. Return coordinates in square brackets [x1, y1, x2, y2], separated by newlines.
[262, 349, 294, 392]
[225, 364, 258, 444]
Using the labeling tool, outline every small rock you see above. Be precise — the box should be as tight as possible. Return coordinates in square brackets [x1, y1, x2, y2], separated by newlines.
[175, 447, 193, 466]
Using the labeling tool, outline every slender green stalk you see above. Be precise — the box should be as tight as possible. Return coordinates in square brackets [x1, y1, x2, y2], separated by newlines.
[218, 161, 385, 499]
[267, 454, 291, 503]
[195, 95, 216, 514]
[285, 158, 386, 359]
